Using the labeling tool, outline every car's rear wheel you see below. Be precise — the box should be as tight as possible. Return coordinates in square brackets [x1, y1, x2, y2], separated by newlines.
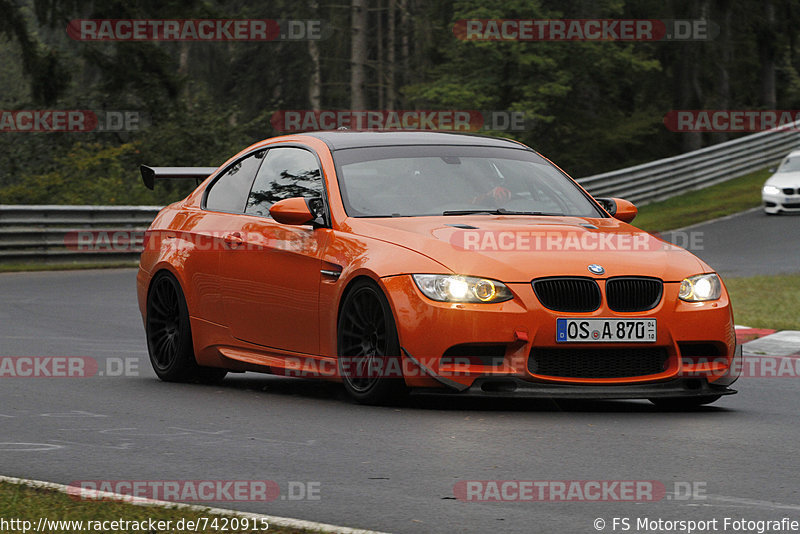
[337, 279, 408, 404]
[146, 272, 227, 384]
[649, 395, 721, 409]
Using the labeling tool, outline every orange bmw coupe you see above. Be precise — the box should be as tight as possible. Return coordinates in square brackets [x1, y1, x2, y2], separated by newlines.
[137, 131, 740, 406]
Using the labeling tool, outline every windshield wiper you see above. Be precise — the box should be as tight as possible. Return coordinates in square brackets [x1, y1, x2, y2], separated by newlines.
[442, 208, 558, 216]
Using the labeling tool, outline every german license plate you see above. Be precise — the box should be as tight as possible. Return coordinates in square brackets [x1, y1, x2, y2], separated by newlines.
[556, 318, 656, 343]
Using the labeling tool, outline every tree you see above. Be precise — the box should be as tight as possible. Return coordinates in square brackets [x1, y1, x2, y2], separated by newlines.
[350, 0, 368, 109]
[0, 0, 70, 104]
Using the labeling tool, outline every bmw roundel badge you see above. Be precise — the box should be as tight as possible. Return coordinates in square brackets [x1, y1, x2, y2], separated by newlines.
[587, 264, 605, 275]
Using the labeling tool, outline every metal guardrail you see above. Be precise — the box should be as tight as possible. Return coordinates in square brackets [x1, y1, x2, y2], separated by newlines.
[1, 124, 797, 265]
[576, 124, 800, 204]
[0, 205, 161, 265]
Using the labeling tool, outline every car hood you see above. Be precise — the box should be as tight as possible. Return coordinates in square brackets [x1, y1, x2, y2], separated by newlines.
[345, 215, 708, 282]
[765, 171, 800, 187]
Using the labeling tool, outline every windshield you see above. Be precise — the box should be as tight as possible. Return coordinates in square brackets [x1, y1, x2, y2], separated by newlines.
[778, 156, 800, 172]
[334, 145, 603, 218]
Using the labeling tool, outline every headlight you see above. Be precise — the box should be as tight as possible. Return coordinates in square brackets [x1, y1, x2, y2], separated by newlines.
[412, 274, 513, 303]
[763, 185, 781, 195]
[679, 273, 722, 302]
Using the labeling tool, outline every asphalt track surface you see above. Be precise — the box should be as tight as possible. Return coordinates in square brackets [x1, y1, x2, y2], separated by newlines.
[1, 225, 799, 533]
[660, 208, 800, 277]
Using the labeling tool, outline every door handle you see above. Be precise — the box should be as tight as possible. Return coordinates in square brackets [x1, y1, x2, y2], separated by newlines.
[223, 232, 244, 248]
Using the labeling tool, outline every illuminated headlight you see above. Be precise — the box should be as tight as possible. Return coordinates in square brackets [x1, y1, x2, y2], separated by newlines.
[679, 273, 722, 302]
[762, 185, 781, 195]
[412, 274, 513, 303]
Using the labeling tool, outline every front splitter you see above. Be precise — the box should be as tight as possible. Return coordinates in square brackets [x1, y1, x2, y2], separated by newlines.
[413, 377, 736, 399]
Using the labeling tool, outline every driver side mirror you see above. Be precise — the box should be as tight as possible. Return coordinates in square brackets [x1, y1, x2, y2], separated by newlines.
[595, 197, 637, 223]
[270, 197, 316, 225]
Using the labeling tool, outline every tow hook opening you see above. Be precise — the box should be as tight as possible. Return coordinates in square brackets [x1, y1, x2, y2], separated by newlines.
[480, 380, 519, 393]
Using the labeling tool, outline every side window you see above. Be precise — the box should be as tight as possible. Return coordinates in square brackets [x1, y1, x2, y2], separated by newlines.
[205, 150, 265, 213]
[246, 147, 323, 217]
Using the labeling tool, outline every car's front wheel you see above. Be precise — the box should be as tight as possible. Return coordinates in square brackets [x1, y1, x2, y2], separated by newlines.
[337, 279, 408, 404]
[146, 272, 227, 384]
[649, 395, 721, 410]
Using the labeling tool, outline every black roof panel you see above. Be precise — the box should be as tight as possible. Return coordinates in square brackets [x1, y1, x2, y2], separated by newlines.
[299, 130, 529, 151]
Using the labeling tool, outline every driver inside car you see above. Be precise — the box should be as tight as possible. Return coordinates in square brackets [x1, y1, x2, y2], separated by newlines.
[471, 161, 513, 206]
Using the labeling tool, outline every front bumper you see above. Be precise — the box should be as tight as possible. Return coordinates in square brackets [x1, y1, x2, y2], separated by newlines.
[763, 192, 800, 213]
[383, 274, 739, 394]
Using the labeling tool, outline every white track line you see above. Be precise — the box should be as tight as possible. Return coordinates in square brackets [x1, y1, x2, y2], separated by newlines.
[0, 475, 390, 534]
[703, 493, 800, 512]
[660, 206, 761, 233]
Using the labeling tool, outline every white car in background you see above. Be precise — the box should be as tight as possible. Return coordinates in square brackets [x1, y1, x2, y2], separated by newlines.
[763, 150, 800, 215]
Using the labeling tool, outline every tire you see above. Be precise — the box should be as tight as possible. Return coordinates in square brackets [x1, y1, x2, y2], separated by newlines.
[649, 395, 721, 410]
[337, 279, 408, 404]
[146, 272, 227, 384]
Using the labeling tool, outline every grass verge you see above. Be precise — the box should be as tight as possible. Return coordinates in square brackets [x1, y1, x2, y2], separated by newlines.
[725, 274, 800, 331]
[0, 261, 138, 273]
[632, 167, 769, 232]
[0, 481, 318, 534]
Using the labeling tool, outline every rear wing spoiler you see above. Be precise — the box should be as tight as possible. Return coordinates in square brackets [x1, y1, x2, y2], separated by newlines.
[140, 165, 218, 190]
